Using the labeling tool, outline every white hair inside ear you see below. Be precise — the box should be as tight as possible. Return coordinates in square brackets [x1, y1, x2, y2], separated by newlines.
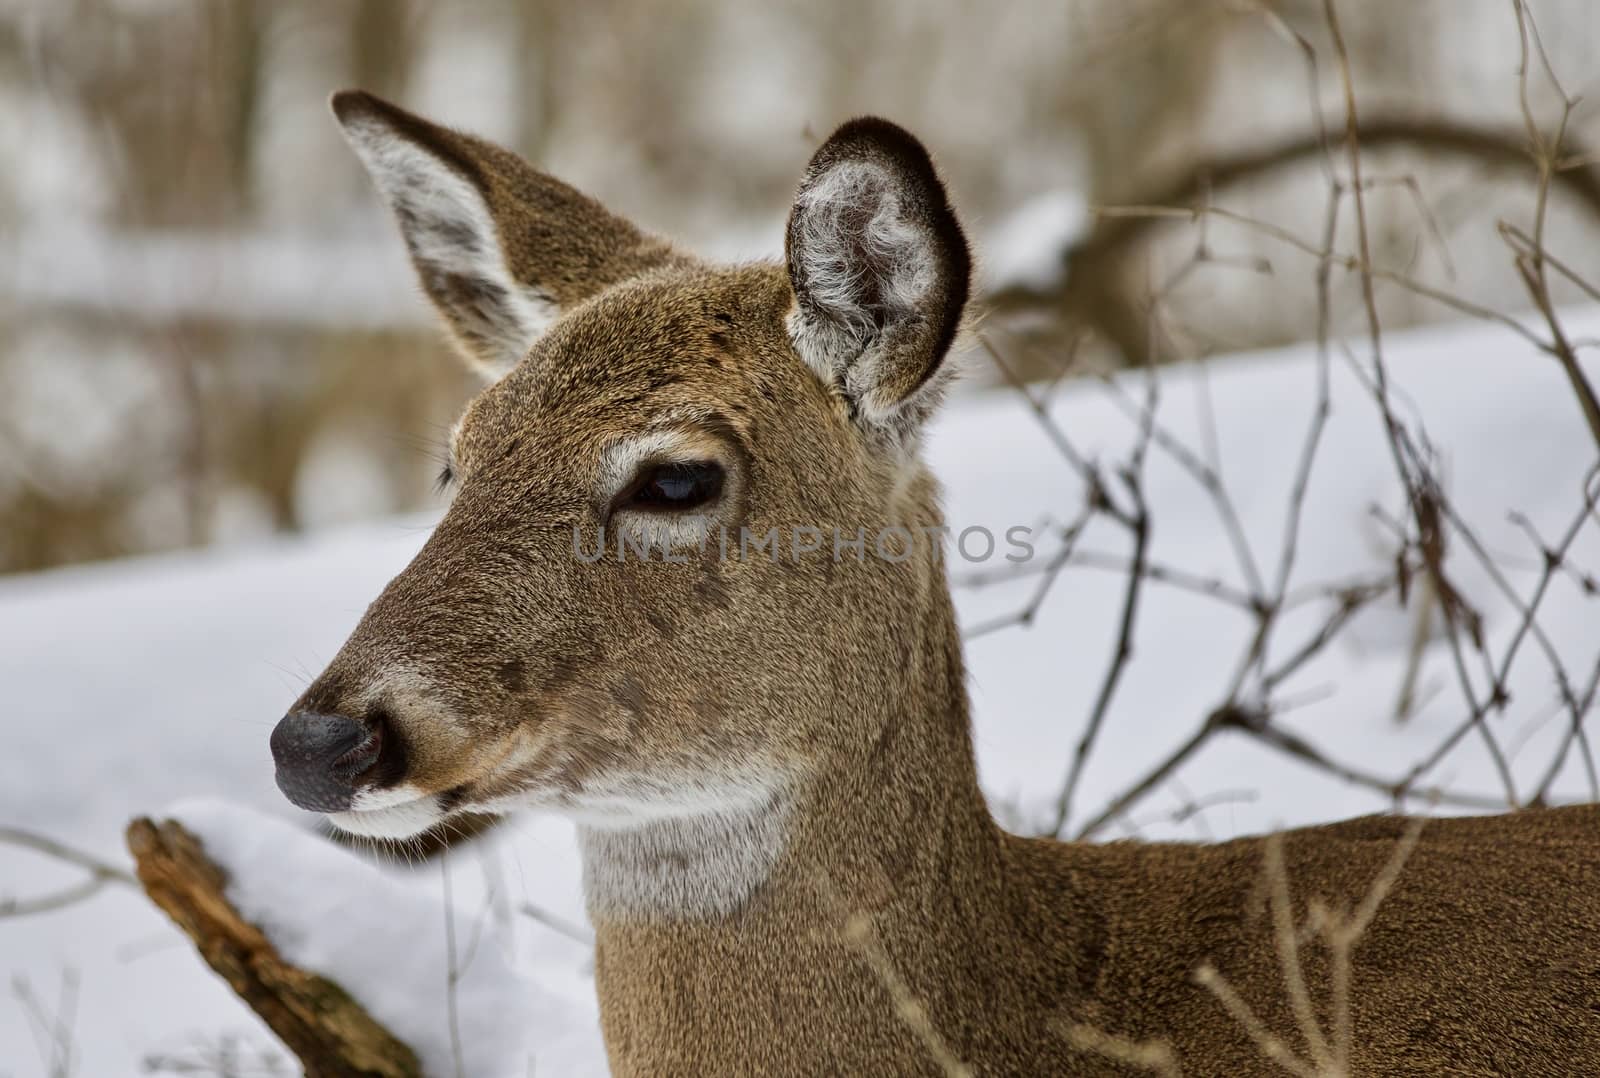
[783, 114, 972, 445]
[786, 161, 939, 390]
[337, 116, 556, 378]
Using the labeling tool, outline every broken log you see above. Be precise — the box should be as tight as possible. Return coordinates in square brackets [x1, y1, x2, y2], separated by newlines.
[126, 816, 422, 1078]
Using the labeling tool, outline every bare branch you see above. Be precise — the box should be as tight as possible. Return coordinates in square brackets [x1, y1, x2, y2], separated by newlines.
[0, 826, 135, 919]
[1052, 476, 1151, 834]
[843, 914, 974, 1078]
[126, 817, 422, 1078]
[516, 902, 595, 947]
[1063, 1022, 1183, 1077]
[1193, 962, 1318, 1078]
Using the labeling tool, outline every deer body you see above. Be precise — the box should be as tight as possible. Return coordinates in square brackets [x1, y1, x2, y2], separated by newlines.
[267, 92, 1600, 1075]
[597, 804, 1600, 1075]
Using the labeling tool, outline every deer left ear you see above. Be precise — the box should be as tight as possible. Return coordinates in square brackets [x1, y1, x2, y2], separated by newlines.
[785, 117, 972, 442]
[331, 90, 682, 380]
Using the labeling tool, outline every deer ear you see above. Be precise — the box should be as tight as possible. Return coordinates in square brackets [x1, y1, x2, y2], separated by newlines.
[331, 90, 682, 378]
[785, 117, 972, 443]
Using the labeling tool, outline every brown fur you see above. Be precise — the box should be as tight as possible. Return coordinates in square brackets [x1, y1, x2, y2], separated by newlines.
[298, 93, 1600, 1075]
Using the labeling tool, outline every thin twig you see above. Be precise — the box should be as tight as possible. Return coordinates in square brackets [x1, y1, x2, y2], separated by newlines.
[843, 914, 973, 1078]
[1063, 1022, 1183, 1077]
[1053, 478, 1150, 835]
[516, 902, 595, 946]
[1263, 837, 1333, 1071]
[1193, 963, 1318, 1078]
[441, 858, 467, 1078]
[0, 826, 136, 918]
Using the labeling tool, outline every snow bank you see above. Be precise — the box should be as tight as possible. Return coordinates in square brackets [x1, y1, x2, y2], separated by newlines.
[935, 310, 1600, 833]
[171, 799, 600, 1077]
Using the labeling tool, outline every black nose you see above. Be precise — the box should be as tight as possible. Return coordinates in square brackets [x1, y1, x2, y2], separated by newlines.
[270, 711, 383, 812]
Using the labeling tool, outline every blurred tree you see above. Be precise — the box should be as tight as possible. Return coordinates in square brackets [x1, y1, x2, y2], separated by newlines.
[1, 0, 1597, 574]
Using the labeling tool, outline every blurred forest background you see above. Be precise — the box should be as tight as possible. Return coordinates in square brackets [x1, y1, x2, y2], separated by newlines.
[3, 0, 1599, 575]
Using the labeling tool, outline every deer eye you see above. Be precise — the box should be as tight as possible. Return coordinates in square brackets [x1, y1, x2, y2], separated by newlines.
[625, 461, 724, 512]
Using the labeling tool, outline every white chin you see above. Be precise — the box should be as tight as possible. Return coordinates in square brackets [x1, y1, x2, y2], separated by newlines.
[328, 796, 444, 839]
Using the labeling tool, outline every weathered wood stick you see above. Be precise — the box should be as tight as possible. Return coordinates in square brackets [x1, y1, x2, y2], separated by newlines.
[125, 816, 422, 1078]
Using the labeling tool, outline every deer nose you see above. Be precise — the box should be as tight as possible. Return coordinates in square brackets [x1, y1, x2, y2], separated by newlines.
[270, 711, 383, 812]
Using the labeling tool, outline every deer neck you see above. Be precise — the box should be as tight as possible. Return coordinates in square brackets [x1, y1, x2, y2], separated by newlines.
[577, 551, 994, 922]
[574, 652, 999, 923]
[580, 566, 1083, 1071]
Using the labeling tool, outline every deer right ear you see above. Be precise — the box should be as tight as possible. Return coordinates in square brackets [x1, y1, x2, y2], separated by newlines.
[331, 91, 681, 378]
[785, 117, 971, 446]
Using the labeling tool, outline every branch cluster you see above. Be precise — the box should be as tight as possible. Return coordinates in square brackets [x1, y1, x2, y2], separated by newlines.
[967, 0, 1600, 842]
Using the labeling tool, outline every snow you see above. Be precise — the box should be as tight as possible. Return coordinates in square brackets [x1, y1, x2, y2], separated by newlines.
[170, 799, 601, 1077]
[942, 312, 1600, 834]
[2, 309, 1598, 1074]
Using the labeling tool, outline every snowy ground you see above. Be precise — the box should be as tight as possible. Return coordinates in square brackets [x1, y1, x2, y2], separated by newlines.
[2, 311, 1597, 1075]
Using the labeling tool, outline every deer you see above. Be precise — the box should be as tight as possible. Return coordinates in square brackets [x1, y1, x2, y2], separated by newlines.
[267, 90, 1600, 1076]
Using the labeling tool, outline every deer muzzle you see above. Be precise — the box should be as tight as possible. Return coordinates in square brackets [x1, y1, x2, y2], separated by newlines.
[269, 711, 386, 812]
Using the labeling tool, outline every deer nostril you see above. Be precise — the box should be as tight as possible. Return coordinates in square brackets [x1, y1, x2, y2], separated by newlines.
[270, 711, 371, 812]
[331, 715, 384, 780]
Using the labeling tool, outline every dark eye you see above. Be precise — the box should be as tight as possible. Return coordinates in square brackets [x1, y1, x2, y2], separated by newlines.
[626, 461, 724, 512]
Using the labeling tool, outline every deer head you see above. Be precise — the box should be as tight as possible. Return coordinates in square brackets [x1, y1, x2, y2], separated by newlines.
[270, 93, 972, 895]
